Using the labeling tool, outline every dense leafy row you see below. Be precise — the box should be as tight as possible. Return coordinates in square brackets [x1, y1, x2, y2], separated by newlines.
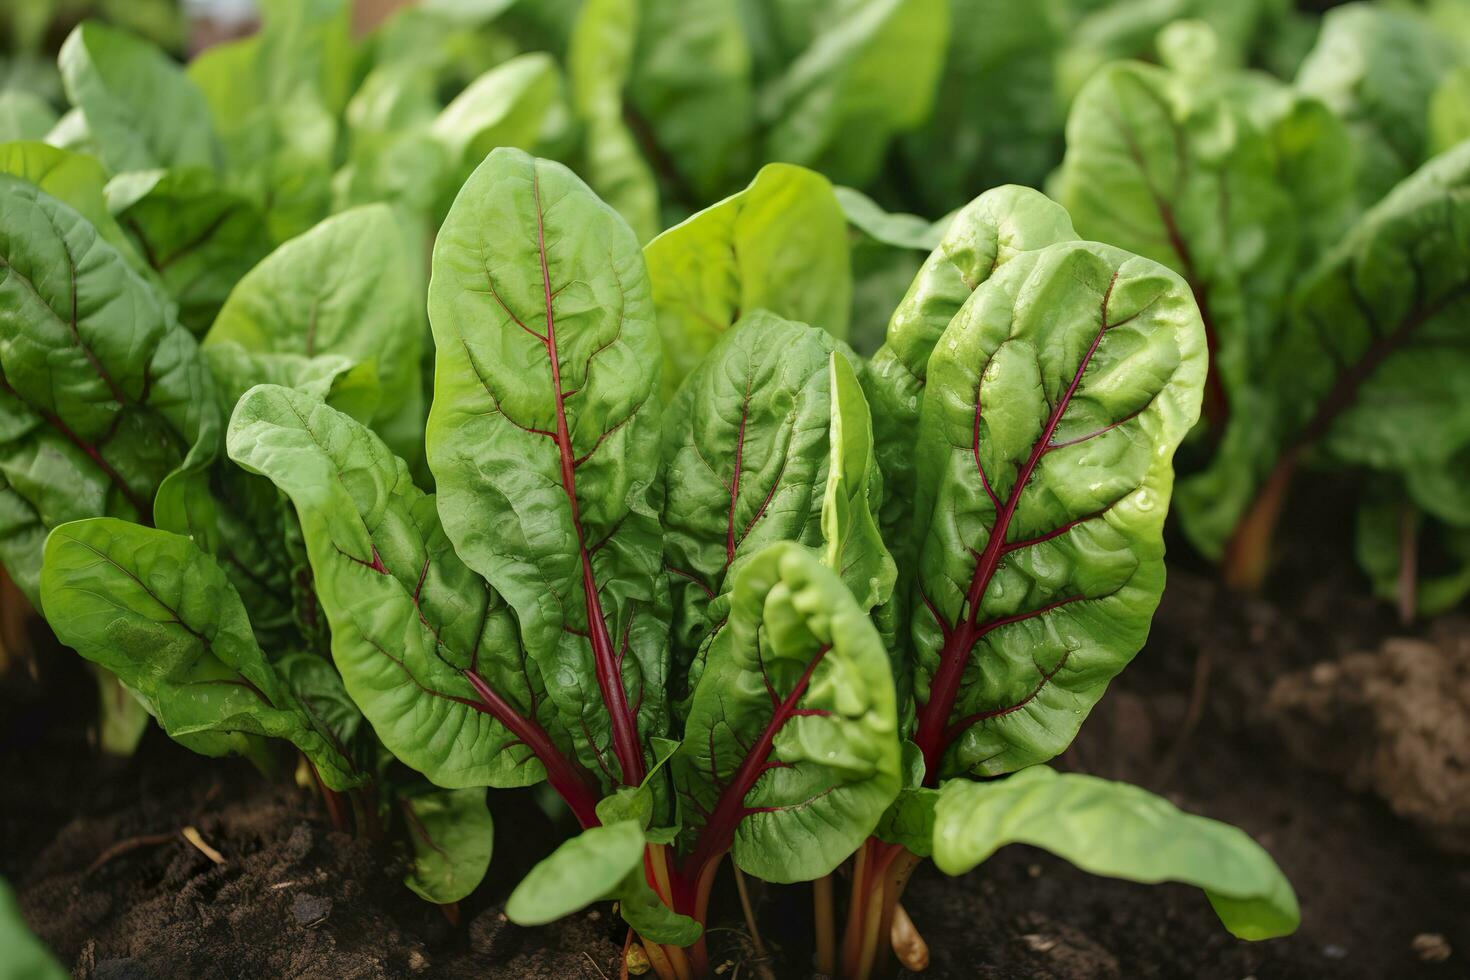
[7, 0, 1469, 975]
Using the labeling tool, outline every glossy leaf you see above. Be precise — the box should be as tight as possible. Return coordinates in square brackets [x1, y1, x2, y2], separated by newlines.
[203, 344, 380, 426]
[645, 163, 851, 398]
[759, 0, 949, 186]
[1179, 141, 1470, 559]
[674, 543, 900, 884]
[864, 185, 1076, 556]
[910, 241, 1205, 779]
[57, 22, 220, 174]
[428, 148, 668, 787]
[1297, 4, 1458, 203]
[0, 141, 143, 272]
[932, 767, 1299, 941]
[0, 177, 219, 603]
[661, 312, 838, 688]
[401, 785, 495, 905]
[822, 351, 895, 615]
[107, 168, 272, 335]
[227, 384, 568, 794]
[205, 205, 423, 463]
[39, 518, 361, 788]
[567, 0, 659, 242]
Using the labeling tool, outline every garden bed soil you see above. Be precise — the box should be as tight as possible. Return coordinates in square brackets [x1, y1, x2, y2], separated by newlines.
[3, 488, 1468, 979]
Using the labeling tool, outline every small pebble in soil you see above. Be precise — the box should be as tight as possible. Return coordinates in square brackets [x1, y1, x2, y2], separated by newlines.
[290, 893, 332, 927]
[1412, 933, 1453, 963]
[1321, 944, 1348, 959]
[1027, 863, 1042, 878]
[407, 949, 429, 973]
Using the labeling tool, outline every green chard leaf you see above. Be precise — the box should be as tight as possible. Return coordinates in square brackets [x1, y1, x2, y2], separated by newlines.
[1296, 3, 1458, 204]
[205, 204, 424, 464]
[39, 517, 361, 789]
[0, 177, 219, 604]
[567, 0, 660, 242]
[0, 141, 145, 273]
[58, 21, 221, 174]
[1355, 479, 1470, 619]
[759, 0, 950, 187]
[627, 0, 755, 203]
[932, 767, 1299, 941]
[427, 148, 668, 789]
[399, 784, 495, 905]
[822, 351, 895, 617]
[228, 385, 587, 808]
[864, 185, 1076, 560]
[645, 163, 851, 398]
[674, 543, 900, 884]
[1053, 58, 1298, 433]
[1179, 140, 1470, 564]
[0, 877, 66, 980]
[204, 344, 380, 426]
[661, 312, 840, 691]
[106, 167, 273, 335]
[908, 241, 1205, 780]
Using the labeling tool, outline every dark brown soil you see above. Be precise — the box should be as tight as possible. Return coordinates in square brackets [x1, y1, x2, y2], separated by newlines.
[3, 488, 1468, 979]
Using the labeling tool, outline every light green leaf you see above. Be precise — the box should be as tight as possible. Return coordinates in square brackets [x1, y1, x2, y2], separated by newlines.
[430, 53, 565, 201]
[40, 518, 361, 788]
[645, 163, 851, 398]
[661, 313, 839, 689]
[675, 543, 900, 883]
[427, 148, 669, 786]
[834, 186, 947, 252]
[759, 0, 949, 186]
[932, 767, 1299, 941]
[822, 351, 895, 615]
[911, 242, 1205, 779]
[205, 204, 423, 464]
[58, 21, 220, 174]
[0, 877, 66, 980]
[506, 820, 646, 925]
[0, 91, 58, 142]
[567, 0, 659, 242]
[1297, 3, 1458, 203]
[864, 185, 1076, 560]
[227, 384, 563, 792]
[0, 177, 219, 604]
[401, 786, 495, 905]
[0, 140, 143, 272]
[203, 343, 380, 424]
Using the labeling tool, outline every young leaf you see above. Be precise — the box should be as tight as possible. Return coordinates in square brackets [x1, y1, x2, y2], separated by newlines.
[204, 204, 423, 463]
[1355, 482, 1470, 619]
[932, 767, 1299, 941]
[400, 786, 495, 905]
[228, 384, 586, 807]
[864, 185, 1076, 555]
[57, 22, 220, 174]
[0, 877, 66, 980]
[661, 312, 839, 685]
[428, 148, 668, 788]
[909, 242, 1205, 780]
[1178, 141, 1470, 569]
[759, 0, 949, 186]
[506, 820, 646, 925]
[0, 177, 220, 602]
[203, 344, 380, 426]
[106, 168, 272, 334]
[567, 0, 659, 242]
[0, 90, 58, 142]
[644, 163, 851, 398]
[674, 543, 900, 885]
[39, 517, 361, 789]
[429, 53, 565, 201]
[822, 351, 895, 616]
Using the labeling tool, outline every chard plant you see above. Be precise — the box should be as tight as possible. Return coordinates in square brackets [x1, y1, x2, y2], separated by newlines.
[221, 148, 1290, 977]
